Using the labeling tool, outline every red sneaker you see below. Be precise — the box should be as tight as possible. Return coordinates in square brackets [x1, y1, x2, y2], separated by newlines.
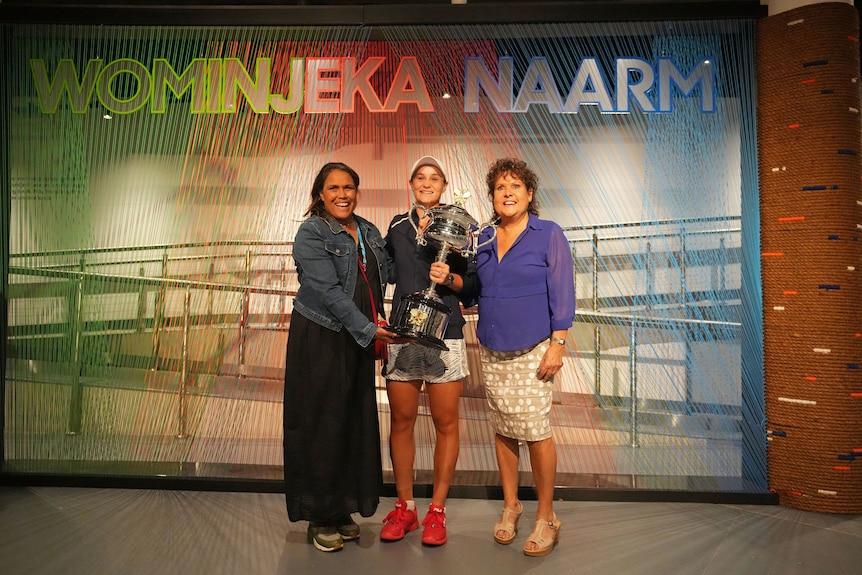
[380, 500, 419, 541]
[421, 504, 447, 546]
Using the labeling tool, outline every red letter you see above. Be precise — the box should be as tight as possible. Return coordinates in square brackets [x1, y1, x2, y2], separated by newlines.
[305, 58, 340, 114]
[382, 57, 433, 112]
[341, 57, 385, 112]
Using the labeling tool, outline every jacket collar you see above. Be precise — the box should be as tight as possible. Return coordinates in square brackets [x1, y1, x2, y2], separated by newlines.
[321, 213, 368, 235]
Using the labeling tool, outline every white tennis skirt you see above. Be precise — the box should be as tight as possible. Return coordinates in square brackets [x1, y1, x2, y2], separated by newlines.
[384, 338, 469, 384]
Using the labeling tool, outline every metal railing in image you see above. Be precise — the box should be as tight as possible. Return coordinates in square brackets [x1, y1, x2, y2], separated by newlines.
[5, 216, 743, 457]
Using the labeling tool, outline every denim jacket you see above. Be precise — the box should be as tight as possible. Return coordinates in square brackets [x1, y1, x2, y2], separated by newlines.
[292, 213, 391, 348]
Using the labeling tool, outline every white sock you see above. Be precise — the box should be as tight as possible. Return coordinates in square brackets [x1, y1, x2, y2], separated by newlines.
[405, 500, 416, 511]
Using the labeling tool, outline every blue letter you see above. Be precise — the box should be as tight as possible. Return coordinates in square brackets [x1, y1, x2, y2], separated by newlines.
[464, 57, 513, 113]
[658, 58, 715, 113]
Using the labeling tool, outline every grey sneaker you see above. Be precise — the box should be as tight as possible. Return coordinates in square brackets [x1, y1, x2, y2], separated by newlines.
[337, 516, 360, 541]
[307, 524, 344, 552]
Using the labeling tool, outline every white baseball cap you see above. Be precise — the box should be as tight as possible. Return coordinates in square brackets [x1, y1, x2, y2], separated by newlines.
[410, 155, 447, 182]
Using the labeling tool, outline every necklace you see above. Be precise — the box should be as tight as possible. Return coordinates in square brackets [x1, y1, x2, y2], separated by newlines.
[340, 217, 356, 230]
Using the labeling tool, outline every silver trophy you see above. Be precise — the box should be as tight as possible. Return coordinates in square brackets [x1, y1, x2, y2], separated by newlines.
[389, 190, 495, 350]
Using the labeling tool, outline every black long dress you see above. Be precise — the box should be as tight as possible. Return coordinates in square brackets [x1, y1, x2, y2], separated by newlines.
[283, 243, 383, 524]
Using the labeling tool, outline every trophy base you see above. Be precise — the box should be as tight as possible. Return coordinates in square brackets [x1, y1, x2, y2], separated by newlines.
[388, 290, 452, 351]
[388, 325, 450, 351]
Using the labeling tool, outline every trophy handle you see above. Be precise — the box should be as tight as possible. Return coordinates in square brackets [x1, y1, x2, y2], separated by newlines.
[465, 220, 498, 256]
[409, 203, 430, 246]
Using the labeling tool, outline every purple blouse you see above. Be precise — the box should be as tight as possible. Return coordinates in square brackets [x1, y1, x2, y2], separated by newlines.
[474, 213, 575, 352]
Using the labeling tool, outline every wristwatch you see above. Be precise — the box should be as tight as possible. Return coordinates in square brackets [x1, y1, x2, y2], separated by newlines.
[550, 337, 566, 346]
[445, 273, 455, 287]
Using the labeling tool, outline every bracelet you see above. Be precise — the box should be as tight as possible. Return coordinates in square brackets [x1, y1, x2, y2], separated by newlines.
[550, 337, 566, 346]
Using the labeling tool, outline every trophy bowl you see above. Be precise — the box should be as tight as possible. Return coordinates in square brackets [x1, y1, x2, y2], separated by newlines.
[388, 292, 451, 351]
[423, 204, 478, 250]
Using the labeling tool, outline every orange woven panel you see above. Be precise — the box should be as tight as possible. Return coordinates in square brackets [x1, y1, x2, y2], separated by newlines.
[758, 2, 862, 513]
[768, 425, 862, 514]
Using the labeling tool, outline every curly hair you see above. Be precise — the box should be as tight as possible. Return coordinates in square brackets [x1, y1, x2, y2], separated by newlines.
[304, 162, 361, 218]
[485, 157, 540, 218]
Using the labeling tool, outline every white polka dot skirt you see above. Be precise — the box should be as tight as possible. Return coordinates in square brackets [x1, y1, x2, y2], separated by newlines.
[479, 339, 553, 442]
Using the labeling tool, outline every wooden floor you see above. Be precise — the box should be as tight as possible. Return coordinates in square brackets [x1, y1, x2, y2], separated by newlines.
[1, 486, 860, 575]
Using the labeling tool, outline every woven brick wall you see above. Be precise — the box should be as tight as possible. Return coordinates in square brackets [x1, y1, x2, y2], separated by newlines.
[758, 2, 862, 513]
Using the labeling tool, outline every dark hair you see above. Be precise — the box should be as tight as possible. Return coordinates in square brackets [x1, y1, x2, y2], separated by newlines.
[304, 162, 361, 218]
[485, 157, 540, 217]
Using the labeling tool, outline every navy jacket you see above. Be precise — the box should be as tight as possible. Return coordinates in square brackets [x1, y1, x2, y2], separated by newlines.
[385, 208, 477, 339]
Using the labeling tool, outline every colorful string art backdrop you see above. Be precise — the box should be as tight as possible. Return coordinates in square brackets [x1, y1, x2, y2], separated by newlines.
[2, 19, 765, 494]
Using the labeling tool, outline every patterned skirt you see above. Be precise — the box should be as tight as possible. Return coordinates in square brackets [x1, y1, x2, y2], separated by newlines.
[479, 339, 553, 442]
[384, 339, 469, 383]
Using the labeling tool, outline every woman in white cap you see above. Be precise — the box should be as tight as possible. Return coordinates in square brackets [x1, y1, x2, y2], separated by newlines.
[380, 155, 477, 546]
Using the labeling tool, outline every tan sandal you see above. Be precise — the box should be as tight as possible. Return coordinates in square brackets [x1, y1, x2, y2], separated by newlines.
[523, 514, 561, 557]
[493, 500, 523, 544]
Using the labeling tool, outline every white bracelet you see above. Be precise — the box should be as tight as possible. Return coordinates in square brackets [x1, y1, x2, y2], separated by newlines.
[550, 337, 566, 346]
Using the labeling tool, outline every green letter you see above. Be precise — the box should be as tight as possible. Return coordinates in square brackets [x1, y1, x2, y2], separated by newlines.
[31, 58, 101, 114]
[152, 58, 208, 113]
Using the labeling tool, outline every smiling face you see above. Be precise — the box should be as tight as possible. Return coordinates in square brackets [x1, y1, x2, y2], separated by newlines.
[492, 171, 534, 223]
[320, 169, 358, 224]
[410, 164, 447, 209]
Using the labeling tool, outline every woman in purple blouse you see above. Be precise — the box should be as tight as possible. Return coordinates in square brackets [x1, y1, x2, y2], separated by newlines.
[468, 158, 575, 557]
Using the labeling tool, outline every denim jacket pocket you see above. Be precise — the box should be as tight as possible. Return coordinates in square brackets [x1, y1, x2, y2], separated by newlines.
[324, 240, 352, 258]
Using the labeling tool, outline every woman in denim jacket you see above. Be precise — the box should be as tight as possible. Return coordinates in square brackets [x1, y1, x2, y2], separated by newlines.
[284, 162, 403, 552]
